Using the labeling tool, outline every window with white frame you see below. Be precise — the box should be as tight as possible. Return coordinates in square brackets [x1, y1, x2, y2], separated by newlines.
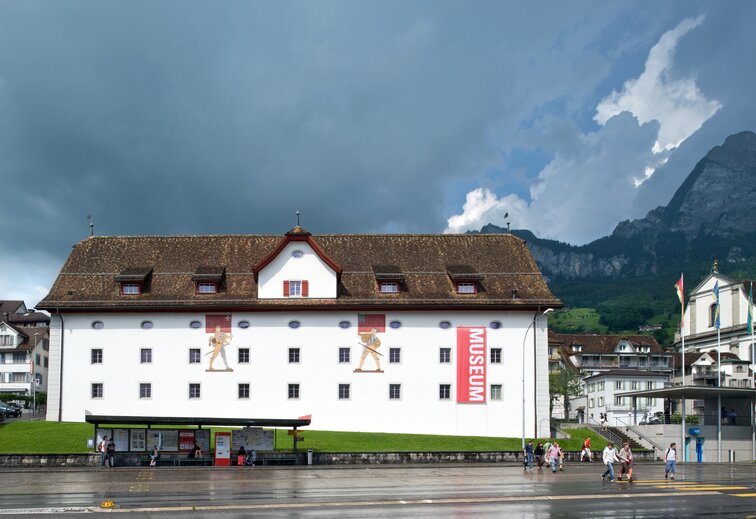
[339, 347, 351, 363]
[588, 383, 595, 393]
[139, 383, 152, 399]
[238, 348, 250, 364]
[189, 383, 201, 399]
[439, 347, 451, 363]
[615, 381, 623, 390]
[439, 384, 451, 400]
[288, 383, 300, 399]
[631, 380, 639, 390]
[589, 398, 595, 408]
[490, 384, 503, 400]
[598, 381, 605, 391]
[389, 348, 401, 363]
[91, 349, 103, 364]
[140, 348, 152, 364]
[288, 280, 302, 296]
[456, 282, 477, 294]
[614, 396, 624, 406]
[389, 383, 401, 400]
[490, 348, 502, 364]
[189, 348, 201, 364]
[238, 383, 250, 399]
[646, 381, 654, 390]
[379, 282, 399, 293]
[121, 283, 141, 295]
[289, 348, 300, 363]
[91, 383, 103, 399]
[197, 282, 218, 294]
[338, 383, 350, 400]
[598, 397, 604, 406]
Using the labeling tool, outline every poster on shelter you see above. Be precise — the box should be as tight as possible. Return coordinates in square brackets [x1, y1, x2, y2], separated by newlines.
[113, 429, 129, 452]
[161, 430, 179, 451]
[129, 429, 146, 451]
[232, 427, 275, 452]
[147, 430, 162, 451]
[456, 327, 487, 403]
[179, 430, 195, 451]
[195, 429, 211, 452]
[355, 314, 385, 373]
[206, 314, 234, 372]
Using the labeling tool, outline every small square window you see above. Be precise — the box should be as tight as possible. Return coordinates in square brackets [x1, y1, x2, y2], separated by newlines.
[439, 384, 451, 400]
[646, 381, 654, 390]
[614, 396, 623, 406]
[615, 381, 623, 390]
[91, 383, 103, 399]
[457, 282, 477, 294]
[490, 348, 502, 364]
[338, 383, 350, 400]
[379, 282, 399, 293]
[189, 383, 201, 399]
[389, 383, 401, 400]
[121, 283, 141, 295]
[189, 348, 201, 364]
[91, 349, 103, 365]
[238, 348, 250, 364]
[35, 354, 41, 366]
[439, 347, 451, 363]
[288, 383, 300, 399]
[339, 347, 351, 363]
[197, 282, 218, 294]
[490, 384, 502, 400]
[389, 348, 401, 363]
[140, 383, 152, 399]
[288, 280, 302, 296]
[140, 348, 152, 364]
[289, 348, 300, 363]
[238, 383, 250, 399]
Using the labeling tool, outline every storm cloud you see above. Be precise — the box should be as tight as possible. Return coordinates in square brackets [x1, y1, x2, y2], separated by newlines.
[0, 1, 755, 305]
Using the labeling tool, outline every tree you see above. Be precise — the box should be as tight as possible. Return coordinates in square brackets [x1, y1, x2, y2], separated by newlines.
[549, 368, 582, 419]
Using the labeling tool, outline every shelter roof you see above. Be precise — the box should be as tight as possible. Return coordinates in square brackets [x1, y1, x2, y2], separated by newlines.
[84, 415, 312, 428]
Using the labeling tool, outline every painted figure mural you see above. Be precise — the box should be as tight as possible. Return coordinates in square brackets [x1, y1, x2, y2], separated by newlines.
[206, 314, 234, 372]
[355, 314, 385, 373]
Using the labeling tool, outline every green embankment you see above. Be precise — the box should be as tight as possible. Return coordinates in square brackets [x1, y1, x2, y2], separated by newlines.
[0, 421, 605, 454]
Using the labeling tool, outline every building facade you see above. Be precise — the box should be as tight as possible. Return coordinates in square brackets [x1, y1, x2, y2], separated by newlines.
[0, 301, 50, 397]
[39, 229, 560, 438]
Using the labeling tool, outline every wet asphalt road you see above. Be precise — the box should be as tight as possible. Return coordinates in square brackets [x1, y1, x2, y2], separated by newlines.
[0, 462, 754, 517]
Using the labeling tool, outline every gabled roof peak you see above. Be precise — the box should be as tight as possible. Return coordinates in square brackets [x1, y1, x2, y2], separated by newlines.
[286, 226, 311, 236]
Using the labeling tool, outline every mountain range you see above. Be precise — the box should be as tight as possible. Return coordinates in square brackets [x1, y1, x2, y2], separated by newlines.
[471, 131, 756, 341]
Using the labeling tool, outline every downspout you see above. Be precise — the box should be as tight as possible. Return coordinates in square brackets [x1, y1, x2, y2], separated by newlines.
[57, 310, 65, 422]
[533, 307, 541, 438]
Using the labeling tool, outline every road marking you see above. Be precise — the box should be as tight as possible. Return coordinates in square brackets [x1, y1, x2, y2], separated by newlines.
[0, 491, 722, 515]
[731, 493, 756, 498]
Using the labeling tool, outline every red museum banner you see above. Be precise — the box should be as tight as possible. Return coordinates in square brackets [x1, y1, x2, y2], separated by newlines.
[456, 327, 487, 403]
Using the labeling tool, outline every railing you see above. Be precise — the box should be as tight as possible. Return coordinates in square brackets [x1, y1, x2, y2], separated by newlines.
[586, 418, 624, 445]
[615, 417, 665, 453]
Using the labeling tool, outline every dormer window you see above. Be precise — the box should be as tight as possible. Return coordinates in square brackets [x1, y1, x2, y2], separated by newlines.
[115, 267, 152, 296]
[121, 283, 142, 295]
[379, 282, 399, 294]
[284, 280, 309, 297]
[197, 282, 218, 294]
[456, 282, 477, 294]
[192, 266, 225, 295]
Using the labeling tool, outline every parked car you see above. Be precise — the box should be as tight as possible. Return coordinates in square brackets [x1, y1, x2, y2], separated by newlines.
[0, 402, 21, 418]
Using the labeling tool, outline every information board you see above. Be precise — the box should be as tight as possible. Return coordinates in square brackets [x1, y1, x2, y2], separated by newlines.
[161, 430, 179, 451]
[214, 432, 231, 466]
[231, 427, 275, 452]
[113, 429, 129, 452]
[129, 429, 146, 451]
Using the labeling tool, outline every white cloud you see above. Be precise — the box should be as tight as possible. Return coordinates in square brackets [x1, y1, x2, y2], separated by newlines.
[595, 15, 721, 154]
[445, 188, 530, 234]
[0, 250, 59, 309]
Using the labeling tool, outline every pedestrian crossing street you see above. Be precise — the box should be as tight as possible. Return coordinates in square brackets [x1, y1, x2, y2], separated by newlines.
[619, 478, 755, 498]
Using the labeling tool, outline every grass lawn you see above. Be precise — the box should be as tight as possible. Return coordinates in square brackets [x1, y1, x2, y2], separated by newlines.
[0, 421, 608, 454]
[550, 308, 609, 334]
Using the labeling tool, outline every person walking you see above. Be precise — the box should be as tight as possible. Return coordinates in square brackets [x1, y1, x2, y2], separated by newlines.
[617, 442, 633, 481]
[534, 442, 545, 471]
[664, 443, 677, 480]
[601, 442, 619, 481]
[523, 440, 535, 471]
[547, 442, 561, 473]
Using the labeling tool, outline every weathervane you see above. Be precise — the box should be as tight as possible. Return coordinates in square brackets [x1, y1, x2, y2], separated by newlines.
[296, 210, 300, 227]
[87, 214, 94, 237]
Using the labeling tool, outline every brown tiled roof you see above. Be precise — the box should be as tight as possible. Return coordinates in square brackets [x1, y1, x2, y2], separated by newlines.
[0, 300, 25, 315]
[191, 266, 226, 282]
[553, 333, 664, 355]
[372, 265, 404, 280]
[114, 267, 153, 282]
[6, 312, 50, 325]
[0, 323, 48, 352]
[37, 234, 561, 311]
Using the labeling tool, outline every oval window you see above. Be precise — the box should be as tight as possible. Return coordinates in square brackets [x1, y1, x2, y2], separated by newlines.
[489, 321, 502, 330]
[91, 321, 104, 330]
[338, 321, 351, 329]
[439, 321, 451, 330]
[389, 320, 402, 329]
[292, 250, 304, 258]
[141, 321, 154, 330]
[190, 321, 202, 329]
[288, 320, 301, 329]
[238, 321, 251, 329]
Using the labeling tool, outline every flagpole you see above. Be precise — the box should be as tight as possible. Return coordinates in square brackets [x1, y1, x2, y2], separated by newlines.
[681, 274, 686, 462]
[715, 278, 721, 464]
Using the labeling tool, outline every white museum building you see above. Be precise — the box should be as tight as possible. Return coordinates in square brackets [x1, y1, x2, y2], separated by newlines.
[38, 228, 560, 438]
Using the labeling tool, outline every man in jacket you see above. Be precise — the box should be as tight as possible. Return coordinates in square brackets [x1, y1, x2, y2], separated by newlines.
[601, 442, 619, 482]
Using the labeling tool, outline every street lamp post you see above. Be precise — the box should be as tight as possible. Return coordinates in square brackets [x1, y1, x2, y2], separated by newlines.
[522, 308, 554, 449]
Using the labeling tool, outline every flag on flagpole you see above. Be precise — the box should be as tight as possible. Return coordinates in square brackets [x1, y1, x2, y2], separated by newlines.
[747, 281, 753, 335]
[674, 274, 685, 330]
[713, 281, 721, 330]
